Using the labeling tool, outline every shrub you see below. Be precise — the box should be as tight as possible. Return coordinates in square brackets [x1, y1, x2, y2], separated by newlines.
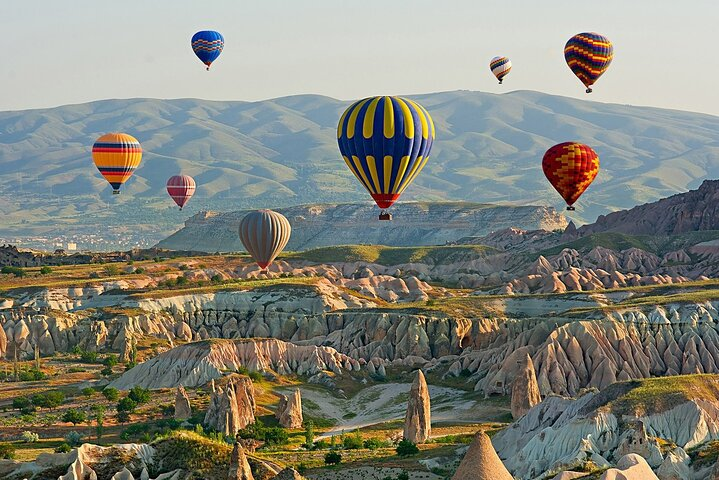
[128, 386, 151, 404]
[248, 371, 263, 382]
[81, 387, 95, 398]
[55, 443, 72, 453]
[32, 391, 65, 410]
[117, 410, 131, 424]
[0, 442, 16, 459]
[396, 439, 419, 456]
[363, 437, 388, 450]
[117, 397, 138, 413]
[1, 266, 25, 277]
[64, 431, 83, 446]
[101, 366, 114, 376]
[314, 439, 329, 450]
[12, 397, 31, 411]
[324, 451, 342, 465]
[62, 409, 87, 426]
[39, 266, 53, 275]
[80, 350, 98, 363]
[342, 432, 363, 450]
[67, 367, 86, 373]
[19, 369, 45, 381]
[303, 421, 314, 448]
[102, 387, 119, 401]
[103, 355, 118, 367]
[264, 427, 289, 446]
[134, 267, 145, 274]
[103, 265, 120, 276]
[21, 431, 39, 443]
[178, 264, 189, 271]
[210, 274, 222, 283]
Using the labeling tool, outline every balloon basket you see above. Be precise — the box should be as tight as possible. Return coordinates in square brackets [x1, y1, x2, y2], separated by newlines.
[566, 206, 576, 211]
[112, 190, 120, 195]
[585, 88, 593, 94]
[379, 211, 392, 221]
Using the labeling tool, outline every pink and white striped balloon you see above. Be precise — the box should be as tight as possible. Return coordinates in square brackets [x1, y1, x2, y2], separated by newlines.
[166, 175, 196, 210]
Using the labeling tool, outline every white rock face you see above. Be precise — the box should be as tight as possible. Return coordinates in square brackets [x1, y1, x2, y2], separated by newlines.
[600, 454, 660, 480]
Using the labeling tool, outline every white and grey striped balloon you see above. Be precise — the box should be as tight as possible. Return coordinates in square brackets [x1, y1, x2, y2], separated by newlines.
[238, 209, 291, 270]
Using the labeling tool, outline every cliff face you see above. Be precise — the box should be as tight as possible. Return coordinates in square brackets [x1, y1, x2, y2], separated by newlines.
[156, 202, 567, 252]
[577, 180, 719, 237]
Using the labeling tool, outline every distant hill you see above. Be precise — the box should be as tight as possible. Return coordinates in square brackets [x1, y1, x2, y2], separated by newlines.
[576, 179, 719, 237]
[1, 90, 718, 247]
[156, 202, 567, 252]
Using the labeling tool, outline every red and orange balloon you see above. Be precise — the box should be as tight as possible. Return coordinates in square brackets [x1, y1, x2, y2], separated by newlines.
[542, 142, 599, 210]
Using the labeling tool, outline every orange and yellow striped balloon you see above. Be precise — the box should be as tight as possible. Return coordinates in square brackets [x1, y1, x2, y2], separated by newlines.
[542, 142, 599, 210]
[92, 133, 143, 194]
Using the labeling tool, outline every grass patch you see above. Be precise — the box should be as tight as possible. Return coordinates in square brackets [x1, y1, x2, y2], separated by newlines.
[287, 244, 497, 266]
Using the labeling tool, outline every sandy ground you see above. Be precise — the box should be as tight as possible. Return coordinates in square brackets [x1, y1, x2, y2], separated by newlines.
[306, 466, 443, 480]
[278, 382, 493, 439]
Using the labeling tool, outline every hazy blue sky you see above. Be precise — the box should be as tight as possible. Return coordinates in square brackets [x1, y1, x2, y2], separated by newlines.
[1, 0, 717, 115]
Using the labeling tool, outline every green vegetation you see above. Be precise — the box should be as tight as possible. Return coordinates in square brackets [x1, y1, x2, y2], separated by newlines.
[238, 420, 289, 446]
[607, 375, 719, 417]
[39, 266, 53, 275]
[0, 442, 16, 459]
[62, 409, 87, 426]
[324, 450, 342, 465]
[395, 439, 419, 456]
[1, 266, 25, 277]
[102, 387, 120, 401]
[288, 244, 496, 266]
[152, 430, 231, 477]
[31, 391, 65, 410]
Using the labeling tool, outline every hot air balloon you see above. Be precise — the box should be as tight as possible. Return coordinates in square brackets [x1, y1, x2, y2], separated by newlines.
[92, 133, 143, 194]
[490, 56, 512, 84]
[542, 142, 599, 211]
[239, 210, 291, 271]
[337, 96, 435, 220]
[191, 30, 224, 70]
[564, 32, 613, 93]
[166, 175, 196, 210]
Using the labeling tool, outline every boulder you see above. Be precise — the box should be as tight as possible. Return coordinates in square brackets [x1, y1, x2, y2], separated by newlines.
[511, 353, 541, 419]
[452, 431, 513, 480]
[600, 454, 659, 479]
[403, 369, 431, 443]
[174, 385, 192, 421]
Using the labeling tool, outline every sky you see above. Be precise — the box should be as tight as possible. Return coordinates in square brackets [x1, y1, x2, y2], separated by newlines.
[1, 0, 718, 116]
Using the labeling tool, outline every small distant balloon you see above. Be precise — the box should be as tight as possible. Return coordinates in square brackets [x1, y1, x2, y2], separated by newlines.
[239, 210, 291, 271]
[91, 133, 143, 195]
[564, 32, 613, 93]
[191, 30, 224, 70]
[490, 56, 512, 84]
[542, 142, 600, 211]
[166, 175, 196, 210]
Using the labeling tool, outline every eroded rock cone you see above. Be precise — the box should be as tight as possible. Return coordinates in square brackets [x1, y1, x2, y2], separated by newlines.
[452, 431, 513, 480]
[599, 454, 659, 480]
[228, 439, 254, 480]
[204, 375, 256, 436]
[276, 388, 303, 428]
[511, 353, 541, 419]
[273, 467, 303, 479]
[403, 369, 431, 443]
[174, 384, 191, 421]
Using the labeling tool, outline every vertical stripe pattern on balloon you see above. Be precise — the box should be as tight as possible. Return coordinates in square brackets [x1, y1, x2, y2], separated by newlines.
[542, 142, 600, 207]
[337, 96, 435, 209]
[239, 210, 292, 270]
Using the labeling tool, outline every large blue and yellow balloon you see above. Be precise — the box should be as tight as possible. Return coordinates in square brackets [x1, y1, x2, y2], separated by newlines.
[191, 31, 224, 70]
[337, 96, 435, 219]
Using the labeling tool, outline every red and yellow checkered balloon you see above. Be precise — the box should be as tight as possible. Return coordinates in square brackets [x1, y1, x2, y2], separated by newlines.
[542, 142, 599, 209]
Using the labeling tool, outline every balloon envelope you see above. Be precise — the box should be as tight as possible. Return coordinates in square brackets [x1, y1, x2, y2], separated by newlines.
[490, 56, 512, 84]
[239, 210, 291, 270]
[337, 96, 435, 211]
[191, 30, 224, 70]
[91, 133, 142, 194]
[564, 32, 613, 93]
[167, 175, 196, 209]
[542, 142, 599, 209]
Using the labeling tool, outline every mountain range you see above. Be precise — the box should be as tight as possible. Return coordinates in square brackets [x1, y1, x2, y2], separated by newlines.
[1, 90, 717, 246]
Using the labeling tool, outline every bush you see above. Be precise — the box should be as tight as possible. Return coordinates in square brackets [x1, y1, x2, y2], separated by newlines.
[264, 427, 289, 446]
[101, 366, 114, 376]
[12, 397, 31, 411]
[81, 387, 95, 398]
[396, 439, 419, 456]
[32, 391, 65, 410]
[65, 431, 83, 446]
[363, 437, 388, 450]
[314, 439, 329, 450]
[128, 386, 151, 404]
[102, 387, 119, 401]
[21, 431, 39, 443]
[117, 410, 131, 424]
[1, 266, 25, 277]
[342, 432, 364, 450]
[248, 371, 263, 382]
[103, 355, 118, 367]
[62, 409, 87, 426]
[0, 442, 16, 459]
[19, 369, 45, 381]
[175, 276, 188, 286]
[210, 274, 222, 283]
[117, 397, 138, 413]
[324, 451, 342, 465]
[103, 265, 120, 276]
[55, 443, 72, 453]
[178, 264, 189, 271]
[39, 266, 53, 275]
[238, 420, 288, 446]
[80, 350, 98, 363]
[134, 267, 145, 274]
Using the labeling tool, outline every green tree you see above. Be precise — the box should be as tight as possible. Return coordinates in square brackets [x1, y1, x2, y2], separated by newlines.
[264, 427, 289, 446]
[39, 266, 53, 275]
[102, 387, 119, 402]
[81, 387, 95, 398]
[32, 391, 64, 410]
[117, 397, 137, 413]
[12, 396, 31, 411]
[0, 442, 15, 459]
[303, 420, 314, 448]
[363, 437, 387, 450]
[116, 410, 131, 424]
[128, 386, 151, 404]
[62, 409, 87, 426]
[396, 439, 419, 456]
[1, 266, 25, 277]
[92, 405, 106, 442]
[101, 365, 114, 376]
[342, 431, 363, 450]
[103, 355, 118, 367]
[324, 451, 342, 465]
[80, 350, 98, 363]
[103, 264, 120, 276]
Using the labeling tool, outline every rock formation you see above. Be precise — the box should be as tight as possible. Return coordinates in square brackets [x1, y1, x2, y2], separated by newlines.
[452, 431, 513, 480]
[599, 454, 659, 480]
[0, 323, 6, 359]
[273, 468, 303, 479]
[204, 375, 256, 436]
[174, 385, 191, 421]
[276, 389, 303, 429]
[228, 440, 254, 480]
[403, 369, 431, 443]
[510, 353, 541, 419]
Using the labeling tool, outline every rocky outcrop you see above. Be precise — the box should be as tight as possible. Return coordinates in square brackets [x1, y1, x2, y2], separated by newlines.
[110, 338, 360, 390]
[510, 353, 541, 419]
[452, 431, 513, 480]
[174, 385, 191, 421]
[0, 322, 6, 358]
[204, 375, 256, 436]
[404, 370, 431, 444]
[272, 468, 303, 479]
[228, 440, 254, 480]
[276, 389, 303, 429]
[600, 454, 659, 480]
